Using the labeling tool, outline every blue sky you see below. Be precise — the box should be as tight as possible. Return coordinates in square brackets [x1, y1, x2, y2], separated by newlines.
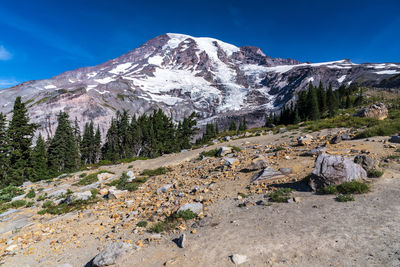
[0, 0, 399, 88]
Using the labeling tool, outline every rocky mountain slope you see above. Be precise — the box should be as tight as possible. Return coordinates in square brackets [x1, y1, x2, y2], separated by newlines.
[1, 33, 400, 136]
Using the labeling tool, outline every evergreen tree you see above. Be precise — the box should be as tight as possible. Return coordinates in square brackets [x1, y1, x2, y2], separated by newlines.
[317, 81, 327, 115]
[229, 121, 237, 131]
[345, 95, 352, 109]
[326, 84, 339, 117]
[93, 126, 101, 163]
[293, 106, 301, 124]
[306, 82, 320, 120]
[30, 133, 48, 181]
[7, 97, 38, 185]
[0, 113, 10, 187]
[215, 123, 219, 135]
[239, 117, 247, 131]
[48, 112, 80, 175]
[297, 90, 308, 120]
[102, 118, 120, 162]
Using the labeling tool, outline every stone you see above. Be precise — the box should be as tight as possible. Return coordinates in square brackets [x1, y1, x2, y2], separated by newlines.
[330, 135, 342, 144]
[6, 244, 17, 252]
[341, 134, 352, 140]
[389, 135, 400, 144]
[92, 242, 135, 267]
[11, 194, 25, 202]
[355, 102, 388, 120]
[177, 202, 203, 214]
[301, 146, 326, 157]
[99, 188, 109, 196]
[224, 158, 239, 167]
[297, 135, 313, 146]
[251, 168, 285, 183]
[157, 184, 173, 194]
[354, 155, 378, 172]
[278, 128, 287, 133]
[126, 171, 135, 182]
[22, 181, 33, 187]
[64, 191, 92, 204]
[217, 147, 232, 157]
[231, 254, 247, 265]
[57, 264, 73, 267]
[309, 153, 367, 191]
[107, 187, 128, 199]
[224, 136, 231, 141]
[177, 233, 186, 248]
[247, 157, 269, 171]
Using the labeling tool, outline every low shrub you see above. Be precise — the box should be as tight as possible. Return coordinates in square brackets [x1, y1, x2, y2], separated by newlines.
[268, 188, 293, 203]
[336, 194, 355, 202]
[140, 167, 169, 177]
[367, 168, 384, 178]
[0, 186, 25, 203]
[74, 170, 113, 186]
[319, 185, 338, 195]
[25, 189, 36, 199]
[336, 181, 370, 194]
[11, 200, 26, 208]
[137, 221, 148, 228]
[200, 149, 219, 158]
[174, 209, 197, 220]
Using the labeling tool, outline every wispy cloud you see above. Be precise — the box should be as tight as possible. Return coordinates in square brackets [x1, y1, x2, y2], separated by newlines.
[0, 45, 12, 60]
[0, 78, 19, 89]
[0, 7, 93, 60]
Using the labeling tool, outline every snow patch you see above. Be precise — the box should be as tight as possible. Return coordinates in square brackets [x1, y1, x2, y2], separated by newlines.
[375, 70, 400, 75]
[94, 77, 115, 84]
[44, 85, 56, 89]
[337, 75, 346, 83]
[148, 55, 163, 66]
[87, 72, 97, 78]
[86, 85, 97, 91]
[109, 63, 133, 75]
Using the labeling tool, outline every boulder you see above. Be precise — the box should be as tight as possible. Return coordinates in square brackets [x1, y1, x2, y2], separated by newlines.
[231, 254, 247, 265]
[126, 171, 135, 182]
[177, 233, 186, 248]
[354, 155, 378, 172]
[341, 134, 352, 140]
[301, 146, 326, 157]
[156, 184, 173, 194]
[64, 191, 92, 204]
[251, 168, 285, 183]
[246, 157, 268, 171]
[297, 135, 313, 146]
[48, 189, 68, 199]
[107, 187, 128, 200]
[389, 135, 400, 143]
[217, 147, 232, 157]
[278, 168, 293, 175]
[177, 202, 203, 214]
[278, 128, 287, 133]
[310, 153, 367, 190]
[224, 158, 239, 167]
[330, 135, 342, 144]
[92, 242, 135, 267]
[355, 102, 388, 120]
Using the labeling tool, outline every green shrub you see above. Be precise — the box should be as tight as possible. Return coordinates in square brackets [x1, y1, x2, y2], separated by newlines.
[11, 200, 26, 208]
[90, 188, 99, 198]
[79, 173, 87, 178]
[74, 170, 113, 186]
[107, 172, 146, 192]
[25, 189, 36, 199]
[336, 181, 370, 194]
[128, 165, 133, 169]
[200, 149, 219, 158]
[150, 222, 166, 233]
[0, 186, 25, 203]
[25, 201, 34, 208]
[140, 167, 169, 177]
[319, 185, 338, 194]
[137, 221, 148, 228]
[268, 188, 293, 203]
[37, 193, 48, 201]
[230, 146, 242, 153]
[336, 194, 355, 202]
[42, 200, 53, 209]
[175, 209, 197, 220]
[367, 168, 384, 178]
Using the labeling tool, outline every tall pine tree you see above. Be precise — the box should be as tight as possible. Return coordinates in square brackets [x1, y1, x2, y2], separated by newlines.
[30, 133, 48, 181]
[0, 113, 10, 187]
[326, 84, 339, 117]
[7, 97, 38, 185]
[48, 112, 80, 175]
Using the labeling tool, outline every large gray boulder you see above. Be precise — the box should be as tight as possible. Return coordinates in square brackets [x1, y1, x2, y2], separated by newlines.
[246, 157, 268, 171]
[177, 202, 203, 214]
[92, 242, 136, 267]
[355, 102, 388, 120]
[217, 147, 232, 157]
[310, 153, 367, 190]
[251, 168, 286, 183]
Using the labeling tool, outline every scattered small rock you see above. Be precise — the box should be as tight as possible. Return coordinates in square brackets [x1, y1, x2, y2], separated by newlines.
[92, 242, 135, 267]
[230, 254, 247, 265]
[177, 233, 186, 248]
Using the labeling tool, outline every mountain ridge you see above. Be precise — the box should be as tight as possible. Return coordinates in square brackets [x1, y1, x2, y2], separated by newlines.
[1, 33, 399, 137]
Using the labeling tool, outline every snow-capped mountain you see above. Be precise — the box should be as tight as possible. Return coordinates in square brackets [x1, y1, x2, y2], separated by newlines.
[0, 33, 399, 136]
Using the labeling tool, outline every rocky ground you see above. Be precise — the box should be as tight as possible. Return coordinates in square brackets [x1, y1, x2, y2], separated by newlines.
[1, 128, 400, 267]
